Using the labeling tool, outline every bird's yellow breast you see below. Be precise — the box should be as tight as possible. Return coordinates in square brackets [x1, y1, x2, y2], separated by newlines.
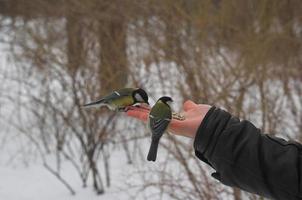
[111, 96, 134, 108]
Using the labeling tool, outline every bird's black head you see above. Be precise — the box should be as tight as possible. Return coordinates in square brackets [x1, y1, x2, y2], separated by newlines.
[133, 88, 149, 104]
[158, 96, 173, 105]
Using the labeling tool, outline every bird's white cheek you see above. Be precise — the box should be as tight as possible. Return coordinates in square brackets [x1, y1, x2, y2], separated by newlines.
[166, 101, 173, 108]
[135, 93, 144, 102]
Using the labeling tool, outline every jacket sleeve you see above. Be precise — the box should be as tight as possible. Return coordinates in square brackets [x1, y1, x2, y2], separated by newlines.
[194, 106, 302, 200]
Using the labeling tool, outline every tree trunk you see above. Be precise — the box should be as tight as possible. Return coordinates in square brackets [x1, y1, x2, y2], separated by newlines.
[98, 14, 128, 94]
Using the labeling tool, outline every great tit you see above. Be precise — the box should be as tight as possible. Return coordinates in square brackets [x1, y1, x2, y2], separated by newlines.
[147, 96, 173, 161]
[83, 88, 149, 111]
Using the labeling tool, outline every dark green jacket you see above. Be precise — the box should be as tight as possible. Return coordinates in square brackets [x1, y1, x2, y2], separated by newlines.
[194, 107, 302, 200]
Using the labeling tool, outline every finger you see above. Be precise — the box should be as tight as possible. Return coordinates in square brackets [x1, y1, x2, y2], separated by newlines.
[126, 110, 148, 122]
[183, 100, 198, 111]
[137, 104, 151, 110]
[169, 120, 182, 130]
[169, 118, 188, 130]
[127, 106, 150, 112]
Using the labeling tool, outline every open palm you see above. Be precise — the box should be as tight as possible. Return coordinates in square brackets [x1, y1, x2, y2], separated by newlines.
[126, 100, 211, 138]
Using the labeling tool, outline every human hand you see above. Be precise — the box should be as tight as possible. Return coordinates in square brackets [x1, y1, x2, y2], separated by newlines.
[126, 100, 211, 138]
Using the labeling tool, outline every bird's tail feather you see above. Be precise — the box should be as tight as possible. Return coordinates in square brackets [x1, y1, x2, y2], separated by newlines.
[147, 139, 159, 161]
[82, 99, 105, 108]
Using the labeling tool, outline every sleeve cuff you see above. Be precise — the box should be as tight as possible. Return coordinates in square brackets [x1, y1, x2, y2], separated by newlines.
[193, 106, 217, 154]
[193, 106, 231, 157]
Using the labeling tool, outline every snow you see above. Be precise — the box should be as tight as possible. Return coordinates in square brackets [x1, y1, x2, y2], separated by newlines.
[0, 164, 126, 200]
[0, 141, 138, 200]
[0, 135, 184, 200]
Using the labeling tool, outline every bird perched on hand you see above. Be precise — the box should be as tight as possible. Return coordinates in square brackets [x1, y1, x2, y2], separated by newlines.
[147, 96, 173, 161]
[83, 88, 149, 111]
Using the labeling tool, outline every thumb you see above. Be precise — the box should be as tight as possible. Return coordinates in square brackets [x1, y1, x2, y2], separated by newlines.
[183, 100, 198, 111]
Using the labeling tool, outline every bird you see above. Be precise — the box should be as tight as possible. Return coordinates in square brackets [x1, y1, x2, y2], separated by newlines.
[147, 96, 173, 161]
[83, 88, 149, 111]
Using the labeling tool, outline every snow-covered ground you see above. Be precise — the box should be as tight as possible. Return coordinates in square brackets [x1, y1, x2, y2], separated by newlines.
[0, 165, 121, 200]
[0, 130, 179, 200]
[0, 157, 136, 200]
[0, 126, 140, 200]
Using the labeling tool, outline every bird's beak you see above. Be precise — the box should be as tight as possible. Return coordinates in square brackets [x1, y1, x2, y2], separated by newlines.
[82, 100, 103, 108]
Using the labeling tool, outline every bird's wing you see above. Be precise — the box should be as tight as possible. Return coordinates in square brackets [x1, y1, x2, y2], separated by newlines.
[95, 88, 134, 102]
[116, 88, 135, 96]
[82, 97, 106, 108]
[99, 90, 130, 102]
[149, 116, 171, 135]
[83, 92, 123, 108]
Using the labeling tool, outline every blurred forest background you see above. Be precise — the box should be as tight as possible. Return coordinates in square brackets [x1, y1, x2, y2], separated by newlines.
[0, 0, 301, 199]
